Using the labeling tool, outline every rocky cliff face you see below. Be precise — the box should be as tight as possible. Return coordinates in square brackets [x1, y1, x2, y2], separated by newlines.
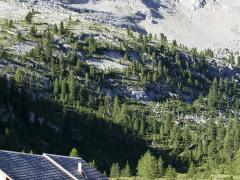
[2, 0, 240, 56]
[61, 0, 240, 56]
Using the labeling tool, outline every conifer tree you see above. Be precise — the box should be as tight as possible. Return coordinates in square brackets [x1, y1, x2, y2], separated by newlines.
[234, 130, 240, 151]
[79, 86, 86, 105]
[228, 149, 240, 175]
[59, 21, 65, 35]
[121, 161, 131, 177]
[165, 165, 177, 178]
[68, 71, 76, 104]
[87, 35, 97, 54]
[119, 103, 127, 124]
[137, 151, 158, 179]
[60, 79, 67, 102]
[89, 160, 96, 168]
[15, 68, 23, 84]
[85, 73, 89, 84]
[69, 147, 79, 157]
[139, 120, 145, 135]
[7, 20, 14, 29]
[224, 125, 234, 162]
[53, 78, 59, 98]
[208, 78, 219, 110]
[17, 31, 22, 41]
[153, 71, 158, 82]
[158, 156, 164, 177]
[30, 26, 37, 37]
[25, 11, 33, 24]
[187, 162, 197, 178]
[133, 114, 139, 133]
[112, 96, 120, 121]
[110, 163, 120, 177]
[53, 24, 58, 34]
[124, 51, 128, 61]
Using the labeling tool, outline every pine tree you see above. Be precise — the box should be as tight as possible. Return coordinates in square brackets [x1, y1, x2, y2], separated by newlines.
[30, 26, 37, 37]
[187, 162, 197, 178]
[85, 73, 89, 84]
[112, 96, 120, 121]
[157, 61, 162, 76]
[53, 78, 59, 98]
[53, 24, 58, 34]
[110, 163, 120, 177]
[78, 86, 86, 106]
[121, 161, 131, 177]
[224, 125, 234, 162]
[89, 160, 96, 168]
[133, 114, 139, 133]
[160, 124, 164, 140]
[208, 141, 217, 160]
[119, 103, 127, 124]
[153, 71, 158, 82]
[69, 148, 78, 157]
[160, 33, 167, 46]
[89, 65, 95, 78]
[15, 68, 23, 84]
[165, 165, 177, 178]
[228, 149, 240, 175]
[68, 71, 76, 104]
[124, 51, 128, 61]
[76, 58, 82, 71]
[234, 130, 240, 151]
[139, 34, 143, 42]
[139, 120, 145, 135]
[25, 11, 33, 24]
[7, 20, 14, 29]
[127, 25, 132, 36]
[59, 21, 65, 35]
[207, 120, 217, 142]
[87, 35, 97, 54]
[137, 151, 158, 179]
[17, 31, 22, 41]
[148, 33, 152, 42]
[60, 79, 66, 102]
[158, 156, 164, 177]
[208, 78, 219, 110]
[5, 128, 10, 136]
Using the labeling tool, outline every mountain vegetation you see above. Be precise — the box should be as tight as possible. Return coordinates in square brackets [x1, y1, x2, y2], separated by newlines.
[0, 6, 239, 179]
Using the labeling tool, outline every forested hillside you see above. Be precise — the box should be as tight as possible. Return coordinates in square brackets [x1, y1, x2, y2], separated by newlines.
[0, 4, 239, 179]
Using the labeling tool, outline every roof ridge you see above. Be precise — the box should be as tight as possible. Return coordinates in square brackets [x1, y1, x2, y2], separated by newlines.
[44, 153, 84, 160]
[0, 150, 42, 157]
[43, 153, 79, 180]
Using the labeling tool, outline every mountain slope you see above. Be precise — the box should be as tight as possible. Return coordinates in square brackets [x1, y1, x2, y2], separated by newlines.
[62, 0, 240, 55]
[0, 0, 239, 178]
[2, 0, 240, 54]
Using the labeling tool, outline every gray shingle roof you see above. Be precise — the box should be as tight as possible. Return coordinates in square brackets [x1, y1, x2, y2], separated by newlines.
[46, 154, 108, 180]
[0, 150, 107, 180]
